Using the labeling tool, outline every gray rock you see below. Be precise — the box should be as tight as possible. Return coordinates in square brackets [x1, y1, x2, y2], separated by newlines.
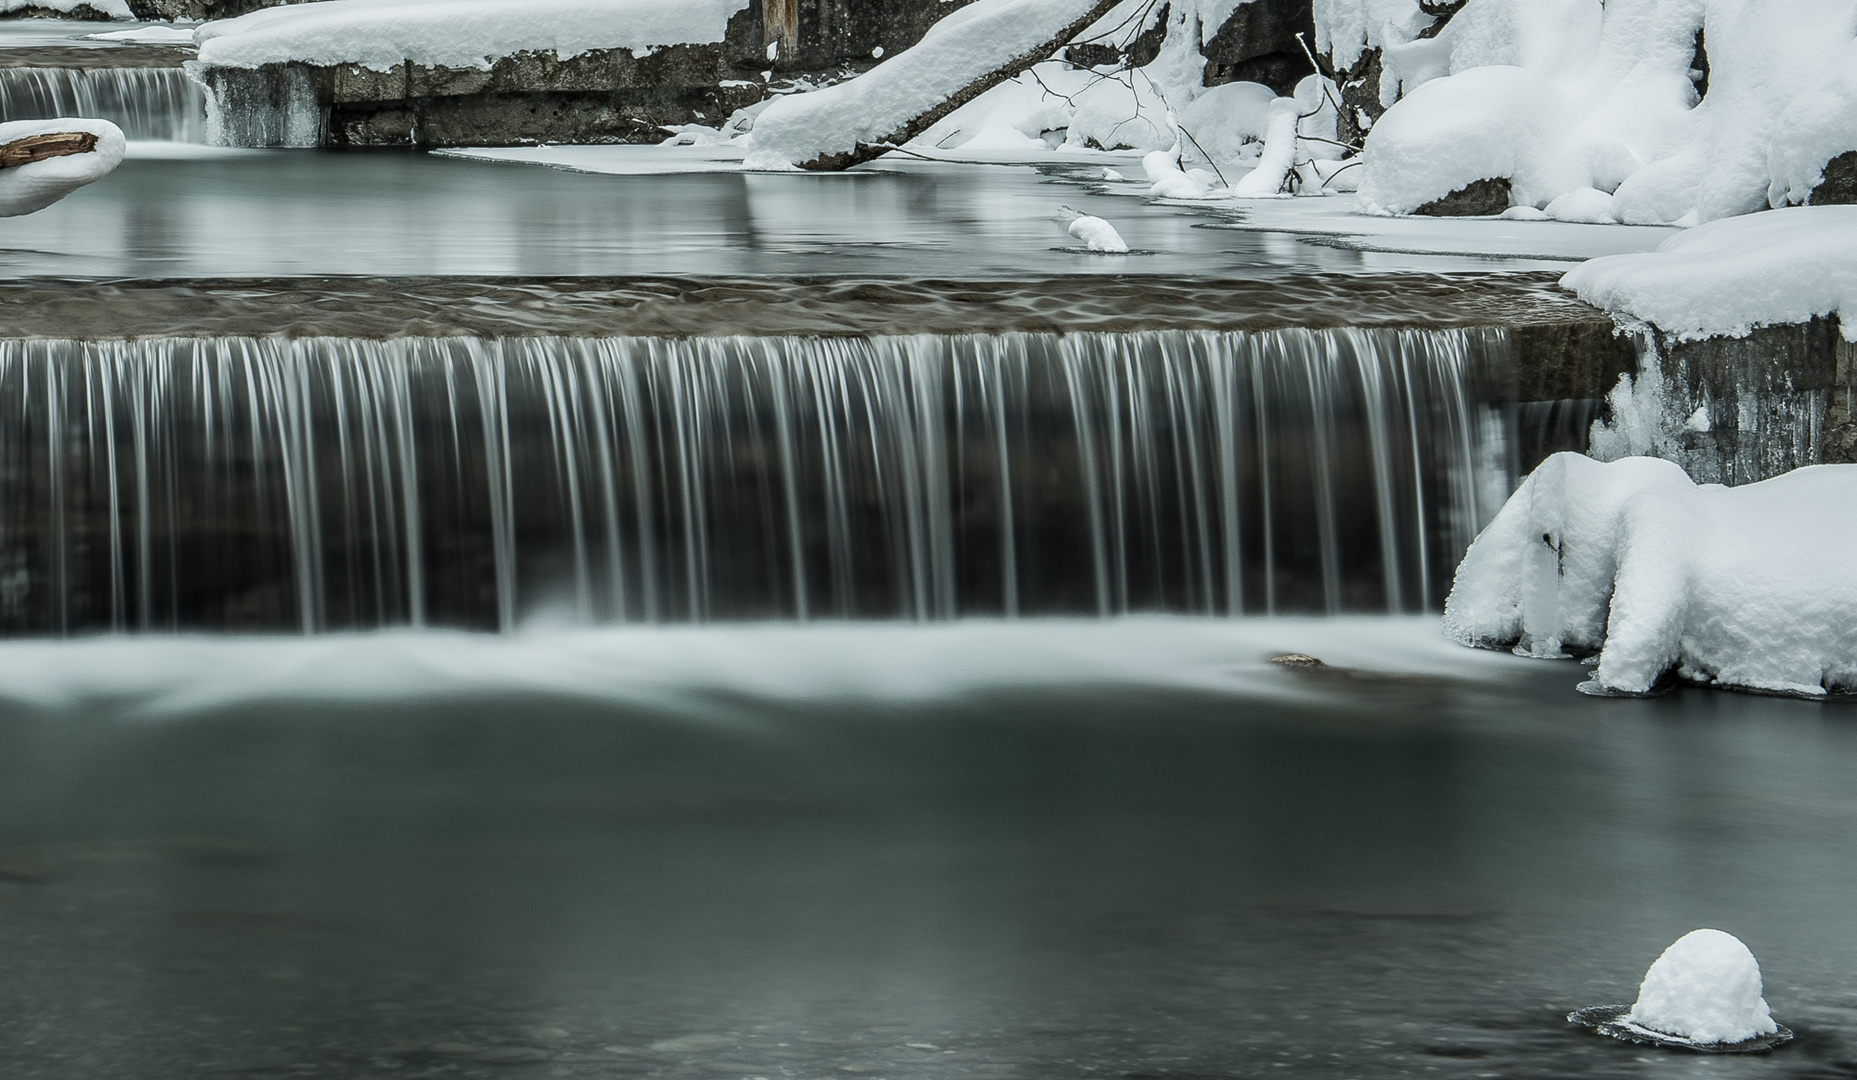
[1413, 177, 1513, 217]
[1811, 149, 1857, 205]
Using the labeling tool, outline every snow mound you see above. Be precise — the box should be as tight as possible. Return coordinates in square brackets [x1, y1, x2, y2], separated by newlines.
[195, 0, 748, 73]
[1444, 452, 1857, 697]
[1066, 213, 1127, 251]
[1562, 205, 1857, 342]
[1355, 0, 1857, 224]
[0, 118, 125, 218]
[745, 0, 1111, 169]
[1627, 930, 1778, 1045]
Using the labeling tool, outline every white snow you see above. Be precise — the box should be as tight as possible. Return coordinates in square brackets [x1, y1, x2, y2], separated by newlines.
[1352, 0, 1857, 224]
[0, 118, 125, 218]
[745, 0, 1111, 169]
[436, 142, 748, 175]
[1444, 452, 1857, 697]
[83, 25, 200, 44]
[1624, 930, 1778, 1045]
[1313, 0, 1428, 71]
[0, 617, 1524, 716]
[1066, 212, 1127, 251]
[195, 0, 748, 73]
[1563, 205, 1857, 342]
[0, 0, 131, 17]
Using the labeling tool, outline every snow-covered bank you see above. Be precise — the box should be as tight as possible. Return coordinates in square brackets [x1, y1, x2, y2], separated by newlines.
[1445, 453, 1857, 698]
[194, 0, 748, 72]
[0, 617, 1525, 716]
[1353, 0, 1857, 224]
[0, 118, 125, 218]
[0, 0, 131, 17]
[1563, 205, 1857, 343]
[745, 0, 1116, 170]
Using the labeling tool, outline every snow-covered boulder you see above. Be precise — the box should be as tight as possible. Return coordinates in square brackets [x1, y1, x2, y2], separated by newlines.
[0, 119, 125, 218]
[1444, 452, 1857, 697]
[1626, 930, 1778, 1046]
[1563, 205, 1857, 344]
[1354, 0, 1857, 223]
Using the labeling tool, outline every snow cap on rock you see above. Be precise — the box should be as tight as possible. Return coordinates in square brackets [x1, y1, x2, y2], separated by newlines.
[1626, 929, 1778, 1045]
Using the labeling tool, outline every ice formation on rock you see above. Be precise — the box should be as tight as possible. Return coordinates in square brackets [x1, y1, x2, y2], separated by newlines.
[1444, 452, 1857, 697]
[0, 119, 125, 219]
[1563, 205, 1857, 343]
[1626, 930, 1778, 1046]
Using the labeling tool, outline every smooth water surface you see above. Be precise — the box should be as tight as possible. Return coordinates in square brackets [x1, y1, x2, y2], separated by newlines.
[0, 152, 1632, 279]
[0, 621, 1853, 1080]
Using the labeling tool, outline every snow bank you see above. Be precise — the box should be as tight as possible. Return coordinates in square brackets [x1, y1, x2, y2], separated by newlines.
[1444, 452, 1857, 697]
[0, 0, 131, 17]
[195, 0, 748, 73]
[1314, 0, 1428, 71]
[1563, 205, 1857, 342]
[745, 0, 1112, 169]
[0, 118, 125, 219]
[1354, 0, 1857, 224]
[1626, 930, 1777, 1046]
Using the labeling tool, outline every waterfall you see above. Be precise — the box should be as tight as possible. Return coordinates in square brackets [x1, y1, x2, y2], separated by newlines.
[0, 329, 1512, 634]
[0, 67, 207, 143]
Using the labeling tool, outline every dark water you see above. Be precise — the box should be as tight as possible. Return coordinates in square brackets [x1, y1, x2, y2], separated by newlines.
[0, 657, 1853, 1080]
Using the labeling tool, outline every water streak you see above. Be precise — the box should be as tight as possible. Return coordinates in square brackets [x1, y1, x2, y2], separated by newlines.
[0, 329, 1512, 634]
[0, 67, 206, 142]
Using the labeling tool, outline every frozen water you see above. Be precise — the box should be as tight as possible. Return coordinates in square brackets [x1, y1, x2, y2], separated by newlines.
[1625, 930, 1778, 1045]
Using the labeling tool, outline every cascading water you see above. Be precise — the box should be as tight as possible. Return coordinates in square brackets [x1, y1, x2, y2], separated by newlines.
[0, 328, 1512, 634]
[0, 67, 207, 142]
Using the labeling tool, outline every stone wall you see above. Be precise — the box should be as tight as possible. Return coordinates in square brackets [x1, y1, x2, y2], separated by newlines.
[197, 0, 977, 147]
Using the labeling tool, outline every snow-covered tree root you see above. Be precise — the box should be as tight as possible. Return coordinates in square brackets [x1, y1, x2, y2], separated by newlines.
[0, 118, 125, 217]
[1443, 452, 1857, 698]
[745, 0, 1124, 171]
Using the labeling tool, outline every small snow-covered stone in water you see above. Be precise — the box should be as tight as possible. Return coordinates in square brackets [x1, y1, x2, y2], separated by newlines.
[1545, 186, 1619, 224]
[1102, 167, 1124, 181]
[1626, 930, 1778, 1045]
[1067, 215, 1127, 253]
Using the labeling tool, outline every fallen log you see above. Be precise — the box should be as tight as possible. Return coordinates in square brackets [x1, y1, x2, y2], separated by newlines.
[0, 131, 101, 169]
[748, 0, 1125, 172]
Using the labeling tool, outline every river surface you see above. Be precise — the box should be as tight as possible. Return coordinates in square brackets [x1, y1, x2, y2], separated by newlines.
[0, 620, 1851, 1080]
[0, 151, 1667, 280]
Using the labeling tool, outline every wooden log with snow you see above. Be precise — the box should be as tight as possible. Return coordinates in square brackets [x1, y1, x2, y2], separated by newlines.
[744, 0, 1124, 172]
[0, 119, 125, 217]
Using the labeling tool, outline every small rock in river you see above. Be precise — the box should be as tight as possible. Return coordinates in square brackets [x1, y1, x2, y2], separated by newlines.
[1268, 653, 1325, 668]
[1569, 929, 1793, 1052]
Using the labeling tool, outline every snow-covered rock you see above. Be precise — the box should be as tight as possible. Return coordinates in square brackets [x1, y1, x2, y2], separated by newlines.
[1, 0, 131, 17]
[745, 0, 1115, 169]
[1563, 205, 1857, 343]
[1353, 0, 1857, 224]
[1066, 213, 1128, 251]
[0, 119, 126, 219]
[1626, 930, 1778, 1046]
[1444, 452, 1857, 697]
[195, 0, 749, 73]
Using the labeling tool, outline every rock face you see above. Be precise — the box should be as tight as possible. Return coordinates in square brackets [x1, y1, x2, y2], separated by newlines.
[198, 0, 974, 147]
[1813, 149, 1857, 205]
[1201, 0, 1314, 97]
[1414, 177, 1512, 217]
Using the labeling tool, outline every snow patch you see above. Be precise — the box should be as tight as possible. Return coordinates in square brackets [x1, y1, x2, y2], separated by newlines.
[1562, 205, 1857, 342]
[1445, 452, 1857, 697]
[1, 0, 131, 17]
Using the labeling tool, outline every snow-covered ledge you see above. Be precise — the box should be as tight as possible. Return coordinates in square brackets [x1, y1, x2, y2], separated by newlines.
[1444, 452, 1857, 698]
[1561, 206, 1857, 486]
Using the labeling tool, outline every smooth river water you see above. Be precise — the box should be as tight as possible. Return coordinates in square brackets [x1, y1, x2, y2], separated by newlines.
[0, 621, 1851, 1080]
